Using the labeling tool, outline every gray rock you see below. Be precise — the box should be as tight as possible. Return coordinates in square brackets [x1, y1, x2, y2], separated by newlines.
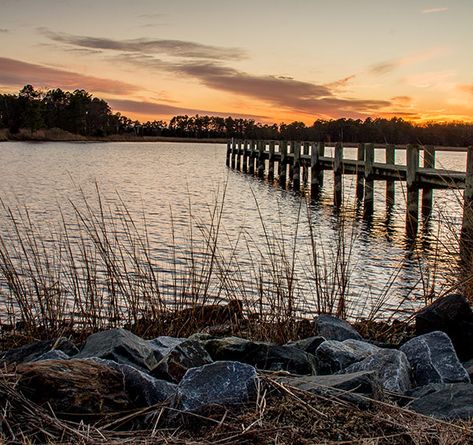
[315, 339, 379, 375]
[88, 358, 177, 406]
[1, 338, 78, 364]
[177, 361, 258, 412]
[33, 350, 70, 362]
[400, 331, 470, 386]
[314, 315, 362, 341]
[407, 383, 473, 420]
[153, 340, 213, 383]
[286, 336, 326, 355]
[148, 336, 186, 361]
[343, 349, 412, 393]
[274, 371, 383, 408]
[75, 328, 158, 373]
[202, 336, 316, 374]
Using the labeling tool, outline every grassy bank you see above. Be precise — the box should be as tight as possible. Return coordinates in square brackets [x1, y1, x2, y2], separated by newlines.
[0, 128, 226, 143]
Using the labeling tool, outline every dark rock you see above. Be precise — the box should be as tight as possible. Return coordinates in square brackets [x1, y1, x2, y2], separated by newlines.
[342, 349, 412, 393]
[274, 371, 383, 408]
[315, 339, 379, 375]
[1, 338, 78, 364]
[17, 359, 133, 416]
[463, 358, 473, 380]
[153, 340, 213, 383]
[407, 383, 473, 420]
[75, 328, 158, 373]
[400, 331, 470, 386]
[286, 336, 326, 355]
[415, 293, 473, 361]
[202, 337, 316, 374]
[177, 361, 258, 412]
[91, 358, 177, 406]
[33, 350, 70, 362]
[314, 315, 362, 341]
[148, 336, 186, 361]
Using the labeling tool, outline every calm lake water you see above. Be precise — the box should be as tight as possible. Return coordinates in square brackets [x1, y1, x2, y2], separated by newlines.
[0, 141, 468, 319]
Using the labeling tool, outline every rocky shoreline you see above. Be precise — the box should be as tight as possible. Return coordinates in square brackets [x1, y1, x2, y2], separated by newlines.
[3, 293, 473, 443]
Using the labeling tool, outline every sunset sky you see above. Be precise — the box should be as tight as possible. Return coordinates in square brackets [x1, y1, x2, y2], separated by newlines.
[0, 0, 472, 124]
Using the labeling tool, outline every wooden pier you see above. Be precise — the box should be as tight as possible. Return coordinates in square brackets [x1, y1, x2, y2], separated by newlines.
[226, 140, 473, 243]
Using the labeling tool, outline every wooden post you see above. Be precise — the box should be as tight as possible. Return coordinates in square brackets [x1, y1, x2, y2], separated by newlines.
[302, 142, 310, 184]
[288, 141, 294, 184]
[279, 140, 288, 187]
[364, 143, 375, 216]
[226, 140, 231, 167]
[422, 145, 435, 217]
[334, 142, 343, 206]
[356, 143, 365, 202]
[257, 140, 265, 178]
[310, 142, 321, 196]
[386, 144, 395, 207]
[317, 142, 325, 187]
[293, 142, 301, 191]
[230, 139, 236, 169]
[268, 140, 275, 180]
[460, 146, 473, 269]
[249, 140, 255, 175]
[236, 140, 242, 170]
[242, 140, 248, 173]
[406, 144, 419, 237]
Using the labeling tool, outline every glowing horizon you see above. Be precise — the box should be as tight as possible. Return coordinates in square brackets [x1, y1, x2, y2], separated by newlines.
[1, 0, 472, 125]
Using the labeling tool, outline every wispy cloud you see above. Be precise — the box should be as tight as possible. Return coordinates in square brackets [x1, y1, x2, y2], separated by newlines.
[390, 96, 412, 105]
[0, 57, 139, 94]
[370, 47, 449, 75]
[458, 84, 473, 94]
[40, 29, 247, 61]
[422, 7, 448, 14]
[0, 28, 9, 33]
[108, 98, 268, 120]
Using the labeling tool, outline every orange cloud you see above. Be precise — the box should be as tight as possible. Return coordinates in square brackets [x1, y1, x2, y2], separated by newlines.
[0, 57, 139, 95]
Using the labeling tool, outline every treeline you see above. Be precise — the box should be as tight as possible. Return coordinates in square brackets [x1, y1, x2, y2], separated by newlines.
[1, 85, 473, 146]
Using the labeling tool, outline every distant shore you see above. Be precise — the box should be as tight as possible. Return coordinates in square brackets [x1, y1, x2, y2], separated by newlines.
[0, 128, 227, 144]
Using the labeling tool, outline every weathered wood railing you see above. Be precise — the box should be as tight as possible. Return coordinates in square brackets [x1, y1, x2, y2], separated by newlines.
[226, 140, 473, 241]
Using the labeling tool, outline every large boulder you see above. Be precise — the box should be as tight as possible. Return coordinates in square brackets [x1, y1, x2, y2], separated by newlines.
[176, 361, 258, 412]
[274, 371, 383, 408]
[407, 383, 473, 420]
[286, 336, 326, 355]
[202, 337, 316, 374]
[315, 339, 379, 375]
[342, 349, 412, 393]
[400, 331, 470, 386]
[314, 315, 362, 341]
[1, 338, 78, 364]
[415, 294, 473, 360]
[90, 358, 177, 406]
[75, 329, 158, 373]
[17, 359, 133, 416]
[152, 340, 213, 383]
[148, 336, 186, 360]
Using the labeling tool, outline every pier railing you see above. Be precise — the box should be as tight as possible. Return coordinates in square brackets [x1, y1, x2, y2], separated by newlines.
[226, 140, 473, 241]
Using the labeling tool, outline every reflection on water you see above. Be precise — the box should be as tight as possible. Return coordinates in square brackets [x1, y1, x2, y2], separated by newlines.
[0, 141, 467, 319]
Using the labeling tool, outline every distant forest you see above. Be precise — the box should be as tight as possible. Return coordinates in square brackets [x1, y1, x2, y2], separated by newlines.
[1, 85, 473, 146]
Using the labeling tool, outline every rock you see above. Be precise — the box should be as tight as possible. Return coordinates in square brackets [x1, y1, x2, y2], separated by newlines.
[400, 331, 470, 386]
[463, 358, 473, 380]
[314, 315, 362, 341]
[176, 361, 258, 412]
[202, 337, 316, 374]
[148, 336, 186, 361]
[75, 328, 158, 373]
[315, 339, 379, 375]
[32, 350, 70, 361]
[17, 359, 133, 416]
[342, 349, 412, 393]
[286, 336, 326, 354]
[153, 340, 213, 383]
[407, 383, 473, 420]
[90, 358, 177, 406]
[274, 371, 383, 408]
[415, 293, 473, 360]
[1, 338, 78, 364]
